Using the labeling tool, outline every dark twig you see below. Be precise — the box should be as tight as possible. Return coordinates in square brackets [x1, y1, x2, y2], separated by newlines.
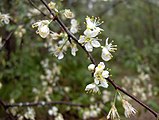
[39, 0, 159, 118]
[0, 31, 14, 51]
[27, 0, 47, 16]
[5, 101, 87, 108]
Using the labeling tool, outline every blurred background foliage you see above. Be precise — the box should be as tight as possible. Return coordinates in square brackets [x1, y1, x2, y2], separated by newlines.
[0, 0, 159, 119]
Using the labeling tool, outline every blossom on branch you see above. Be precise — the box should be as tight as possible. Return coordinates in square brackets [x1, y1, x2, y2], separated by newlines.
[107, 104, 120, 120]
[32, 20, 52, 38]
[63, 9, 74, 19]
[78, 29, 101, 52]
[122, 99, 137, 118]
[86, 16, 103, 33]
[101, 37, 117, 61]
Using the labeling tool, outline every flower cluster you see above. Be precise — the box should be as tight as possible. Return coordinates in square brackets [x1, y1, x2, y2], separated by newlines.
[85, 62, 109, 93]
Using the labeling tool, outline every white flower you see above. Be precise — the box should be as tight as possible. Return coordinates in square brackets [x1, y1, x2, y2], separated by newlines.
[83, 110, 90, 120]
[70, 19, 78, 34]
[78, 29, 101, 52]
[24, 107, 36, 120]
[88, 64, 95, 71]
[107, 104, 120, 120]
[94, 62, 109, 88]
[70, 42, 78, 56]
[101, 38, 117, 61]
[32, 20, 51, 38]
[53, 47, 64, 60]
[85, 83, 100, 94]
[95, 62, 105, 73]
[0, 13, 10, 24]
[63, 9, 74, 18]
[101, 47, 112, 61]
[122, 99, 137, 118]
[48, 2, 56, 10]
[38, 25, 50, 38]
[0, 82, 2, 89]
[86, 16, 103, 32]
[48, 106, 58, 116]
[55, 113, 64, 120]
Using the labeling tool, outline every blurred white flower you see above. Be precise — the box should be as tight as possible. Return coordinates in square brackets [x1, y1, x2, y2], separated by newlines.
[24, 107, 36, 120]
[122, 99, 137, 118]
[32, 20, 51, 38]
[55, 113, 64, 120]
[107, 104, 120, 120]
[63, 9, 74, 18]
[101, 38, 117, 61]
[70, 19, 78, 34]
[85, 83, 100, 94]
[102, 90, 111, 103]
[0, 12, 10, 24]
[83, 110, 90, 120]
[48, 106, 58, 116]
[78, 29, 101, 52]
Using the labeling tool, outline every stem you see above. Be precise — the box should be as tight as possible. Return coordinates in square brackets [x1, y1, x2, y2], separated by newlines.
[5, 101, 87, 108]
[39, 0, 159, 118]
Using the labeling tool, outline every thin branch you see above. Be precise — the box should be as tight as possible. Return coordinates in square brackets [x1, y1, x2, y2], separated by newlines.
[0, 31, 14, 51]
[27, 0, 47, 16]
[5, 101, 87, 108]
[39, 0, 159, 118]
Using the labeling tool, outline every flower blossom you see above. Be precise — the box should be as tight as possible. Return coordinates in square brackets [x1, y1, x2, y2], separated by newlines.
[85, 16, 103, 33]
[70, 42, 78, 56]
[48, 106, 58, 116]
[101, 37, 117, 61]
[122, 99, 137, 118]
[32, 20, 52, 38]
[70, 19, 78, 34]
[24, 107, 36, 120]
[0, 12, 10, 24]
[107, 104, 120, 120]
[94, 62, 109, 88]
[63, 9, 74, 18]
[85, 83, 100, 94]
[78, 29, 101, 52]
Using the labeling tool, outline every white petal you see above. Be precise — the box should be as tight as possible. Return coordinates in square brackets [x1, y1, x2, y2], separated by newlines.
[102, 70, 109, 78]
[91, 40, 101, 48]
[78, 36, 85, 43]
[58, 52, 64, 59]
[99, 79, 108, 88]
[84, 29, 92, 36]
[88, 64, 95, 71]
[101, 48, 112, 61]
[85, 42, 93, 52]
[38, 25, 50, 38]
[94, 78, 99, 85]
